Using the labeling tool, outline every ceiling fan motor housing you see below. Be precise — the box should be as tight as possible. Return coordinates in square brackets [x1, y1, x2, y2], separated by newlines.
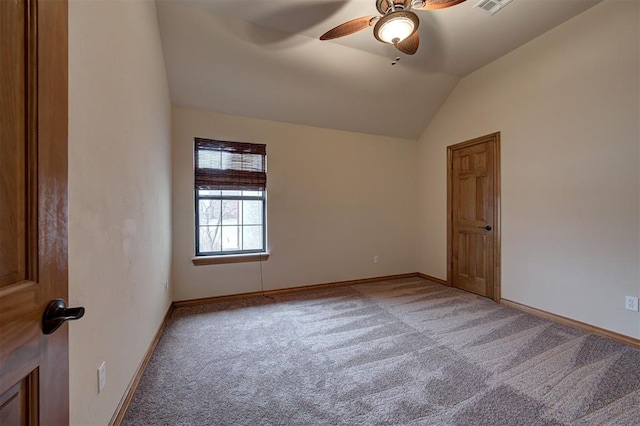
[376, 0, 415, 15]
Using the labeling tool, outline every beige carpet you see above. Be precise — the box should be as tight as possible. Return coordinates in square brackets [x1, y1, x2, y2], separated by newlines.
[123, 278, 640, 425]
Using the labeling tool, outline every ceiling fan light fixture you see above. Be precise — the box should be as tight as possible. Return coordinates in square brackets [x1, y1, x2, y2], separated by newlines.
[374, 10, 419, 44]
[379, 17, 414, 42]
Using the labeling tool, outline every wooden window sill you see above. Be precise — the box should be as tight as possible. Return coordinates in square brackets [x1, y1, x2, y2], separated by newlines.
[191, 253, 270, 266]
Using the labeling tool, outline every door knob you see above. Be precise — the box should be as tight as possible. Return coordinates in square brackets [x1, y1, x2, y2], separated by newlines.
[478, 225, 492, 231]
[42, 299, 85, 335]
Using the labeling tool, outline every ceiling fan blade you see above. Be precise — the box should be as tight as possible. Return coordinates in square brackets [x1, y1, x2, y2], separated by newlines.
[319, 16, 375, 40]
[397, 32, 419, 55]
[413, 0, 467, 10]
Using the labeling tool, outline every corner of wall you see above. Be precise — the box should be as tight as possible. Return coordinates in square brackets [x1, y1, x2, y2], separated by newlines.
[68, 0, 173, 423]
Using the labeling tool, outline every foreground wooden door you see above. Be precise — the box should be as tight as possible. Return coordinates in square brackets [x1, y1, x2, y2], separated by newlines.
[448, 133, 500, 301]
[0, 0, 70, 424]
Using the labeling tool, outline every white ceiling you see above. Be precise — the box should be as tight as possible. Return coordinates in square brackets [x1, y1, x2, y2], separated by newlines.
[156, 0, 602, 139]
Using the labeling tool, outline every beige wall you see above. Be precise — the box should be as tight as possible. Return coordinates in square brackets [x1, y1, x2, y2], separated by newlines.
[68, 1, 172, 424]
[417, 0, 640, 338]
[63, 1, 640, 422]
[172, 108, 417, 301]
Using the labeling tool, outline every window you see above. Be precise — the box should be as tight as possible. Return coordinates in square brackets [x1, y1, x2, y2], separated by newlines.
[194, 138, 266, 256]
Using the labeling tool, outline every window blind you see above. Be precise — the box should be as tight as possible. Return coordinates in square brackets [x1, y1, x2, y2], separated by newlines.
[194, 138, 267, 191]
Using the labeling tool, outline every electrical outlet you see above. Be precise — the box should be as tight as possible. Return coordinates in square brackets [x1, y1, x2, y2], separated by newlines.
[98, 361, 106, 393]
[373, 255, 379, 264]
[625, 296, 639, 312]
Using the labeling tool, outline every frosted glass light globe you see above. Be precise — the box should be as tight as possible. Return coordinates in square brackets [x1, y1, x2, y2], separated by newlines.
[378, 16, 415, 43]
[373, 11, 419, 46]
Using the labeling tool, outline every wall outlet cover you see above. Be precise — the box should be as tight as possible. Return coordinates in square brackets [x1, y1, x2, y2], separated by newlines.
[98, 361, 106, 393]
[625, 296, 639, 312]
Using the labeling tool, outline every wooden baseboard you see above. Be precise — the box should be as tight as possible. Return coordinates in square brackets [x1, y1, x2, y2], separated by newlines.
[501, 299, 640, 349]
[416, 273, 449, 286]
[109, 303, 174, 426]
[173, 273, 426, 308]
[406, 275, 639, 348]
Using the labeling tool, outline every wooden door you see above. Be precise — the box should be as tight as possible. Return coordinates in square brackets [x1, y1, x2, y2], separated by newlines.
[447, 133, 500, 301]
[0, 0, 70, 424]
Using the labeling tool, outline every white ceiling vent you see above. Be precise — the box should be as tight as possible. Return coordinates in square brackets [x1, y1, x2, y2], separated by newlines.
[474, 0, 513, 15]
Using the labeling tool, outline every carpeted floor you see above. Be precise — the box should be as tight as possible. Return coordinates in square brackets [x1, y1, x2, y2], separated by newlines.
[123, 278, 640, 425]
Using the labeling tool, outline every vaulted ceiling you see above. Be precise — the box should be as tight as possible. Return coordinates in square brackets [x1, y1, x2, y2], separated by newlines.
[156, 0, 602, 139]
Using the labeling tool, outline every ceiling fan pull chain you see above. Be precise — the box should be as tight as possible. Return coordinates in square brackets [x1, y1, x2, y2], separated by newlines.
[391, 43, 401, 65]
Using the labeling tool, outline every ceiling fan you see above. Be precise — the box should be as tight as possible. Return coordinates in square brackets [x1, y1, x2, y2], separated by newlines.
[319, 0, 467, 55]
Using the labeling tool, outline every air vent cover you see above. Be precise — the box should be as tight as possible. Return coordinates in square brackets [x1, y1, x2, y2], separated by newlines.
[474, 0, 512, 15]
